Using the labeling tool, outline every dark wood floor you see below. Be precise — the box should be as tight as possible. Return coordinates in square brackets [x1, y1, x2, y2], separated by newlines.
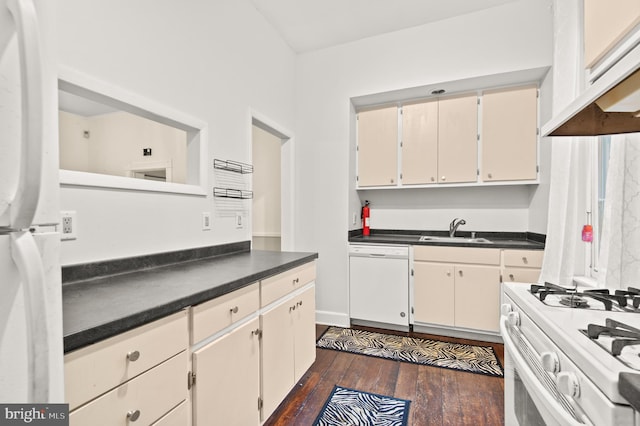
[264, 324, 505, 426]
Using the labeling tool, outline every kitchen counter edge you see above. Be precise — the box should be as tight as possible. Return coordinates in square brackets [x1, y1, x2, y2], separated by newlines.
[62, 249, 318, 353]
[348, 230, 545, 249]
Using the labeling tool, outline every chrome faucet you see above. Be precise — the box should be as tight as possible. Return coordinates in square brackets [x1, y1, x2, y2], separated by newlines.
[449, 218, 466, 238]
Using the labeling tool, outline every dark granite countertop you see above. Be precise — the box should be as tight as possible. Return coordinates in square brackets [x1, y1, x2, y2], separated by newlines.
[348, 229, 545, 249]
[619, 373, 640, 412]
[62, 245, 318, 353]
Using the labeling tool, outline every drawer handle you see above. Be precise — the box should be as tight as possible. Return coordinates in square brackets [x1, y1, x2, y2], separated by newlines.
[230, 306, 239, 314]
[127, 409, 141, 422]
[522, 257, 528, 264]
[127, 351, 140, 362]
[292, 277, 300, 285]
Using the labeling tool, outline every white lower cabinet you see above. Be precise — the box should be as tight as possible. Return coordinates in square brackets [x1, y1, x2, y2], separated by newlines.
[65, 262, 317, 426]
[413, 246, 501, 333]
[261, 285, 316, 421]
[502, 249, 543, 283]
[65, 311, 189, 426]
[191, 317, 261, 426]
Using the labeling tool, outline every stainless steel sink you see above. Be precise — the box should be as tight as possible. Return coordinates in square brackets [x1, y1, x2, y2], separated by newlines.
[418, 236, 493, 243]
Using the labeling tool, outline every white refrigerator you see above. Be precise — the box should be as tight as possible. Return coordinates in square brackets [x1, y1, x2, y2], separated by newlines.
[0, 0, 64, 403]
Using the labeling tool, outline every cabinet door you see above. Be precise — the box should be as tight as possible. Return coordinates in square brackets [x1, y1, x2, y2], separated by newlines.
[357, 106, 398, 187]
[401, 101, 438, 185]
[413, 262, 454, 326]
[192, 317, 261, 426]
[584, 0, 640, 68]
[454, 265, 500, 332]
[261, 300, 295, 421]
[437, 95, 478, 184]
[293, 286, 316, 382]
[482, 86, 537, 182]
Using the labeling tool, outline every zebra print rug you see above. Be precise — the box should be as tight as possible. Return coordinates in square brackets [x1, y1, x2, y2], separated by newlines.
[317, 326, 503, 377]
[314, 385, 410, 426]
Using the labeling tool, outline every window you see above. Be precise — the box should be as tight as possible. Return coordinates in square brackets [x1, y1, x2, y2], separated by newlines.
[591, 135, 611, 276]
[58, 69, 208, 196]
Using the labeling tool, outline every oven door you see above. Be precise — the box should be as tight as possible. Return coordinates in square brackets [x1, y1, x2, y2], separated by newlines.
[501, 317, 592, 426]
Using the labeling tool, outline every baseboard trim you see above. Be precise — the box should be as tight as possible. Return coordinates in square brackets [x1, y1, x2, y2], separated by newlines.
[412, 323, 503, 344]
[315, 310, 350, 328]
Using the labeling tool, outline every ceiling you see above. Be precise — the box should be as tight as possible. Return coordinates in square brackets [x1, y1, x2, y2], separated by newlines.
[250, 0, 517, 53]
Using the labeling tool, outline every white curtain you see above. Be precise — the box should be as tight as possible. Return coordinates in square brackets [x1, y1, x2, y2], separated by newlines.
[539, 0, 590, 286]
[598, 134, 640, 289]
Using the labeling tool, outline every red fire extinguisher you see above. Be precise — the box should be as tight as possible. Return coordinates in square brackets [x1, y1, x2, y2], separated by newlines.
[361, 200, 371, 236]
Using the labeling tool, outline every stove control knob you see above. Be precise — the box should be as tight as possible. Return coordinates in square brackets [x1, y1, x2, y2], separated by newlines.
[557, 372, 580, 397]
[500, 304, 512, 316]
[507, 311, 520, 327]
[540, 352, 559, 373]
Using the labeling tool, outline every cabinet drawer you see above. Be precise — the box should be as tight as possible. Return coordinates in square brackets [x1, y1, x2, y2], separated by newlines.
[261, 261, 316, 306]
[413, 246, 500, 265]
[151, 400, 188, 426]
[65, 310, 188, 410]
[503, 267, 541, 284]
[503, 250, 544, 268]
[191, 282, 259, 343]
[70, 351, 188, 426]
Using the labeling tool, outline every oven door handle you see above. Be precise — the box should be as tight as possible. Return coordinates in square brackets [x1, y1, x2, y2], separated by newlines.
[500, 317, 592, 426]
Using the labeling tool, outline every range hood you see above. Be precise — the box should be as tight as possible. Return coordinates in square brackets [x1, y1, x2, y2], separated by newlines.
[542, 42, 640, 136]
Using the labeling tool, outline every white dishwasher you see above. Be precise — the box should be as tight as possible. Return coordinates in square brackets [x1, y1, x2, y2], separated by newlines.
[349, 244, 409, 328]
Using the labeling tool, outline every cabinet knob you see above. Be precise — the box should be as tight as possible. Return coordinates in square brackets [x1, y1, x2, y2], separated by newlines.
[290, 305, 296, 312]
[458, 270, 463, 277]
[400, 312, 406, 318]
[430, 176, 435, 182]
[230, 306, 239, 314]
[292, 278, 299, 285]
[297, 301, 303, 307]
[127, 409, 141, 422]
[487, 173, 493, 179]
[446, 271, 451, 277]
[126, 350, 140, 362]
[441, 176, 446, 181]
[509, 274, 514, 280]
[522, 257, 528, 264]
[251, 328, 262, 338]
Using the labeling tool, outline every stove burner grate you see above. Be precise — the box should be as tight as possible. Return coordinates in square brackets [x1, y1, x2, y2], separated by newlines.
[585, 318, 640, 357]
[559, 295, 589, 308]
[530, 282, 638, 311]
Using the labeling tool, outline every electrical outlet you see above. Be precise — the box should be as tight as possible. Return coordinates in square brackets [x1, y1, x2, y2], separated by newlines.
[352, 212, 357, 225]
[235, 213, 243, 229]
[60, 211, 77, 240]
[202, 212, 211, 231]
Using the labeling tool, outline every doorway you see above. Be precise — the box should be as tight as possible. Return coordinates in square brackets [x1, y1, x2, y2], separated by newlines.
[252, 121, 284, 251]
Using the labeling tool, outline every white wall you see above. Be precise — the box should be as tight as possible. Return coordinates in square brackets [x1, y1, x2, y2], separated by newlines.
[53, 0, 296, 265]
[294, 0, 554, 325]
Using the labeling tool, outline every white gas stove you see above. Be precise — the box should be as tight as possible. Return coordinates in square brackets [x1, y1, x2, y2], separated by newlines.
[502, 281, 640, 426]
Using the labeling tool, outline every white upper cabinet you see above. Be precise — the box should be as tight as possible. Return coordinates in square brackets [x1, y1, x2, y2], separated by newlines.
[402, 95, 478, 185]
[437, 94, 478, 184]
[356, 83, 538, 189]
[481, 85, 538, 182]
[356, 106, 398, 187]
[584, 0, 640, 69]
[401, 101, 438, 185]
